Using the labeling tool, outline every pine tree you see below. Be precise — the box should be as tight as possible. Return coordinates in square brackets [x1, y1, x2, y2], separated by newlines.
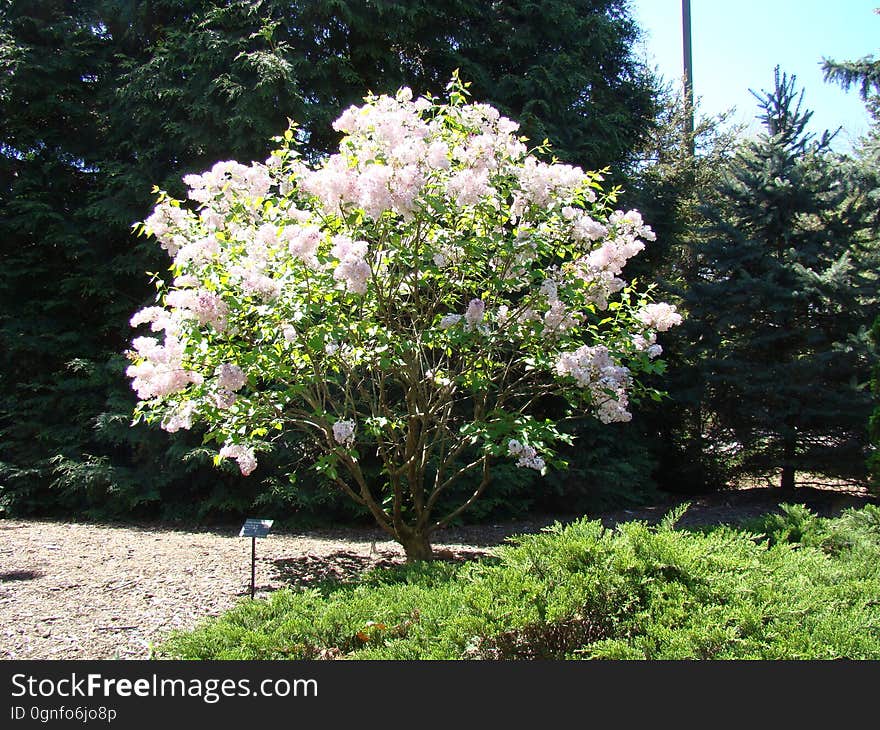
[687, 69, 875, 490]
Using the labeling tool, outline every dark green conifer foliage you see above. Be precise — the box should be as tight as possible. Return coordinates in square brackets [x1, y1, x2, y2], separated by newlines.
[0, 0, 657, 519]
[824, 28, 880, 487]
[687, 69, 875, 490]
[624, 91, 741, 493]
[870, 318, 880, 484]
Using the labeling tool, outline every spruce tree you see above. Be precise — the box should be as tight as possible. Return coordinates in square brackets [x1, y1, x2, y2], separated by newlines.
[687, 69, 875, 490]
[824, 29, 880, 487]
[870, 318, 880, 484]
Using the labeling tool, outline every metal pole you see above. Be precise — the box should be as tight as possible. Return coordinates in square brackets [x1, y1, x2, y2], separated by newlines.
[251, 536, 256, 599]
[682, 0, 695, 155]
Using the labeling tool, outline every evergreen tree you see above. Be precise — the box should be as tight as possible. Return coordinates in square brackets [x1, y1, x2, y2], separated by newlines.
[870, 318, 880, 484]
[0, 0, 659, 519]
[823, 8, 880, 104]
[687, 69, 875, 490]
[823, 25, 880, 487]
[624, 90, 742, 492]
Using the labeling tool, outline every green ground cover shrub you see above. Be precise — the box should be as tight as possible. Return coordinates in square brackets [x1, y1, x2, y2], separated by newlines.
[158, 504, 880, 660]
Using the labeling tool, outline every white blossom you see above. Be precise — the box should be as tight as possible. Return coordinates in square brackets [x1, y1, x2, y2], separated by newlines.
[332, 419, 356, 447]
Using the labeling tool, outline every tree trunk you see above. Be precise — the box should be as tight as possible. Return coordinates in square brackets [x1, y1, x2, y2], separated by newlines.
[779, 464, 795, 492]
[780, 463, 796, 492]
[399, 530, 434, 562]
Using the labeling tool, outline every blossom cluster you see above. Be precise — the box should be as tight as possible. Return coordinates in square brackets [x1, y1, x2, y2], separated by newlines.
[507, 439, 546, 472]
[635, 302, 683, 332]
[162, 401, 196, 434]
[570, 210, 656, 311]
[127, 335, 202, 401]
[330, 235, 371, 294]
[332, 420, 356, 447]
[219, 444, 258, 476]
[556, 345, 634, 424]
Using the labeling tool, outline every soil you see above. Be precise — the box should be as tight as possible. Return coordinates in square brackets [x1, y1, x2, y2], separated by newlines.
[1, 484, 875, 660]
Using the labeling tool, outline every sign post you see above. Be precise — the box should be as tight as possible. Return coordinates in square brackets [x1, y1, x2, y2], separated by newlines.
[239, 519, 273, 599]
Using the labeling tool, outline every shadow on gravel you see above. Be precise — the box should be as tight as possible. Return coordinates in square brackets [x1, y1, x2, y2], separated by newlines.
[266, 548, 489, 592]
[0, 570, 43, 582]
[598, 486, 879, 531]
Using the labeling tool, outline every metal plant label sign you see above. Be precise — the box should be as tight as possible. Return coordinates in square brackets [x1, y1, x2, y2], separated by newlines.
[239, 519, 273, 538]
[240, 519, 273, 598]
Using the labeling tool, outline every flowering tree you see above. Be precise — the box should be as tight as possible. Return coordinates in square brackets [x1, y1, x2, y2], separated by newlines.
[126, 77, 681, 560]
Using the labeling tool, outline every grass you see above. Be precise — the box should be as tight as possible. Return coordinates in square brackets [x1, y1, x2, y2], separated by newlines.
[157, 503, 880, 660]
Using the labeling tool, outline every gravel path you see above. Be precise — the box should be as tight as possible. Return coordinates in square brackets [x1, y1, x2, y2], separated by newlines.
[1, 485, 874, 660]
[0, 518, 541, 660]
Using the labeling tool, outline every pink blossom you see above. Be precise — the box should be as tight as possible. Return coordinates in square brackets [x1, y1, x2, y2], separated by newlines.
[173, 235, 220, 267]
[219, 444, 257, 476]
[244, 163, 272, 198]
[213, 389, 236, 409]
[516, 158, 585, 208]
[331, 235, 371, 294]
[173, 274, 199, 288]
[635, 303, 683, 332]
[183, 160, 272, 208]
[446, 168, 490, 207]
[130, 307, 173, 333]
[330, 235, 367, 261]
[426, 141, 451, 169]
[126, 335, 203, 400]
[540, 279, 559, 302]
[162, 401, 196, 433]
[143, 202, 194, 257]
[507, 439, 545, 472]
[610, 209, 656, 242]
[165, 289, 228, 332]
[332, 105, 361, 133]
[300, 154, 359, 214]
[333, 257, 371, 294]
[390, 138, 424, 166]
[256, 223, 278, 246]
[199, 209, 225, 230]
[232, 267, 281, 301]
[193, 291, 229, 331]
[631, 333, 663, 359]
[435, 243, 464, 268]
[389, 164, 425, 217]
[555, 345, 633, 423]
[543, 300, 577, 335]
[283, 224, 322, 266]
[132, 81, 669, 497]
[464, 299, 485, 330]
[556, 345, 614, 386]
[217, 363, 246, 392]
[571, 215, 608, 242]
[356, 164, 395, 219]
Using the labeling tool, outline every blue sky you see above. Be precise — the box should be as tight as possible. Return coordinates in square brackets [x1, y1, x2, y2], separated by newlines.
[630, 0, 879, 150]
